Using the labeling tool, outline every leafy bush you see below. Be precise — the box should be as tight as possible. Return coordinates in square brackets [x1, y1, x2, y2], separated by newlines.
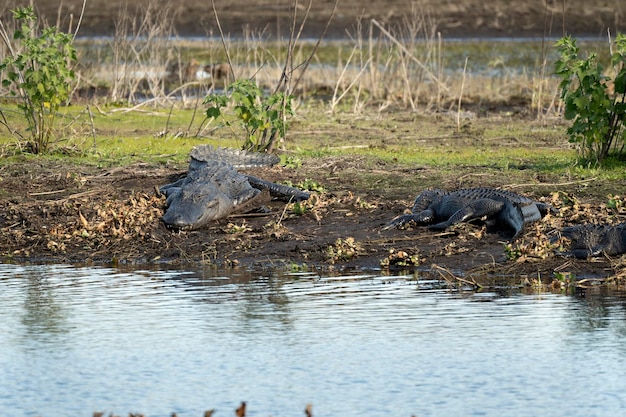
[555, 34, 626, 166]
[203, 79, 294, 153]
[0, 7, 77, 153]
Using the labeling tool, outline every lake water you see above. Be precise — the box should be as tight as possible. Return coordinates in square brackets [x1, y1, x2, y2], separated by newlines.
[1, 263, 626, 417]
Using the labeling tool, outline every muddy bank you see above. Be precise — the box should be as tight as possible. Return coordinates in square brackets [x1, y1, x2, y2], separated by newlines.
[1, 156, 624, 286]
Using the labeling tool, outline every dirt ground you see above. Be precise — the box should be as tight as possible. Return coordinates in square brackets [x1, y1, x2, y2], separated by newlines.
[7, 0, 626, 39]
[0, 155, 624, 285]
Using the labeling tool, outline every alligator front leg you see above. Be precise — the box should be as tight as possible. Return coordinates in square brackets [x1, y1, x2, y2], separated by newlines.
[497, 201, 525, 239]
[382, 208, 436, 230]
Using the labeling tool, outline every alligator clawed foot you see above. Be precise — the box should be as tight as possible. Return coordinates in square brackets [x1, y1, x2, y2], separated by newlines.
[381, 220, 401, 231]
[382, 214, 415, 230]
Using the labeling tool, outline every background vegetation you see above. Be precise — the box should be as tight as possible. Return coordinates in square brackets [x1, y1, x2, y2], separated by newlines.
[0, 0, 624, 178]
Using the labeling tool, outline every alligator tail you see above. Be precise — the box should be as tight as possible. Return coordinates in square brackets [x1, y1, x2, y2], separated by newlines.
[246, 175, 310, 202]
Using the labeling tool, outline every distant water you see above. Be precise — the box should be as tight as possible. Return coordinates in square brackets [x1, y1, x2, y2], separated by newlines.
[1, 264, 625, 417]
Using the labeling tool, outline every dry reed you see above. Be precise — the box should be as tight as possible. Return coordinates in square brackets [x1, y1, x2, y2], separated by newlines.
[0, 1, 562, 118]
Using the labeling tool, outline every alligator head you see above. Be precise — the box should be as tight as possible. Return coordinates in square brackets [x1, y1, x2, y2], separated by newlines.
[160, 160, 259, 230]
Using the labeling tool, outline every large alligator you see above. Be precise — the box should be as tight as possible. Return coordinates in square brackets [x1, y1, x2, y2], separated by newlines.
[384, 187, 556, 238]
[160, 145, 310, 230]
[553, 223, 626, 259]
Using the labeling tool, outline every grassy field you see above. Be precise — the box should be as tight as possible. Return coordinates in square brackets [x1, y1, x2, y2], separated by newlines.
[2, 96, 625, 204]
[0, 99, 574, 170]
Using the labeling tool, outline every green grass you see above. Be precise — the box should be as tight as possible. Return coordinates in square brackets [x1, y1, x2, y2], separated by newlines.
[1, 103, 239, 165]
[1, 98, 625, 191]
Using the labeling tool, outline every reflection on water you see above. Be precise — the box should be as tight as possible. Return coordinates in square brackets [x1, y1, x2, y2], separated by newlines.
[20, 271, 69, 343]
[1, 264, 626, 417]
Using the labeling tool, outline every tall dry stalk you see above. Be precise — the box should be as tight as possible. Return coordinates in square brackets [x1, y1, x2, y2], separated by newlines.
[210, 0, 338, 151]
[371, 17, 448, 102]
[436, 32, 443, 111]
[457, 56, 469, 132]
[327, 3, 442, 113]
[108, 0, 179, 104]
[329, 45, 372, 112]
[353, 2, 447, 113]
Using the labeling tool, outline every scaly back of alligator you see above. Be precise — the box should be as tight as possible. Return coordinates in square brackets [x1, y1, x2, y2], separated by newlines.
[447, 187, 556, 223]
[447, 187, 533, 204]
[190, 145, 280, 169]
[556, 223, 626, 259]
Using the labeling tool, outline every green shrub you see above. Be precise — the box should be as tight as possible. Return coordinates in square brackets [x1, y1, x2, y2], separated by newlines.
[555, 34, 626, 166]
[203, 79, 294, 153]
[0, 7, 77, 153]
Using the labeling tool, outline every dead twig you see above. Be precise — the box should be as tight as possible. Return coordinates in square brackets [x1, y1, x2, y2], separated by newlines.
[210, 0, 236, 81]
[431, 263, 482, 289]
[291, 0, 339, 93]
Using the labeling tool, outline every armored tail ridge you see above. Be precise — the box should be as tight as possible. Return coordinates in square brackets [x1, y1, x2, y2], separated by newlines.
[190, 145, 280, 168]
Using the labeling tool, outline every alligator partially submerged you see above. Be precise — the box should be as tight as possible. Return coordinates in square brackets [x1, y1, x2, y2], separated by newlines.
[160, 145, 310, 230]
[553, 223, 626, 259]
[384, 187, 556, 238]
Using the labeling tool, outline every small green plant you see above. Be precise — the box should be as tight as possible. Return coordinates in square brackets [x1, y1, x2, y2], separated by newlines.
[288, 262, 308, 273]
[297, 179, 325, 193]
[224, 222, 251, 234]
[204, 79, 294, 153]
[0, 7, 77, 153]
[552, 271, 576, 294]
[291, 201, 308, 216]
[606, 194, 625, 211]
[503, 243, 522, 261]
[380, 249, 422, 268]
[555, 34, 626, 165]
[282, 155, 302, 169]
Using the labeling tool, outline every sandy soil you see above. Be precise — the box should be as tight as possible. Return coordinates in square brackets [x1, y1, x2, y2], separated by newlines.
[6, 0, 625, 39]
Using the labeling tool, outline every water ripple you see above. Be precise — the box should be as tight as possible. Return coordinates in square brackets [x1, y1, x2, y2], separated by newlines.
[0, 264, 625, 416]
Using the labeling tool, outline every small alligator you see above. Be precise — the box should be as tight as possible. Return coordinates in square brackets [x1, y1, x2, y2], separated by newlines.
[160, 145, 310, 230]
[553, 223, 626, 259]
[384, 187, 556, 238]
